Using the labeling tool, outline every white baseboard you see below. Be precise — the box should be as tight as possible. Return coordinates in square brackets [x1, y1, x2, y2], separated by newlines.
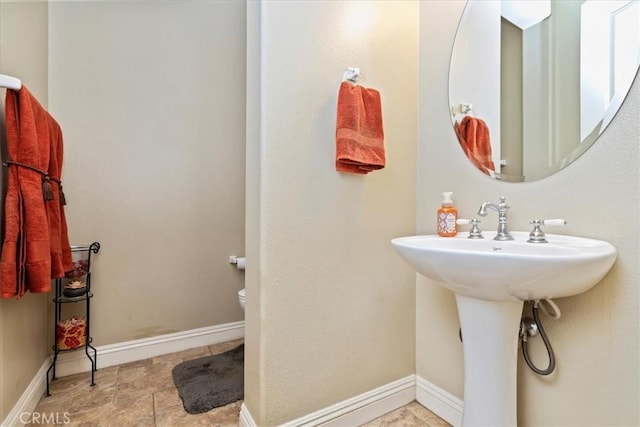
[241, 375, 462, 427]
[241, 375, 416, 427]
[53, 320, 244, 377]
[309, 375, 415, 427]
[239, 403, 258, 427]
[1, 359, 50, 427]
[2, 321, 244, 427]
[415, 375, 463, 427]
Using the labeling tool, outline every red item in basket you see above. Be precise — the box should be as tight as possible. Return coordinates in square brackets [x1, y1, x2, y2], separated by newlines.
[57, 316, 86, 350]
[65, 259, 89, 279]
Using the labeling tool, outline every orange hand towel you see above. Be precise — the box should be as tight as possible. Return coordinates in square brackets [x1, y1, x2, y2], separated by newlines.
[1, 86, 71, 298]
[455, 115, 496, 175]
[335, 81, 385, 174]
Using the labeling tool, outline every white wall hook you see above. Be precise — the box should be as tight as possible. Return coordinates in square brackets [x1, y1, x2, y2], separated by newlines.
[343, 67, 360, 83]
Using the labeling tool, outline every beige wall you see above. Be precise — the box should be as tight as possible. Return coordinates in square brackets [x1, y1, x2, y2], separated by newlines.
[245, 1, 419, 424]
[244, 0, 262, 422]
[0, 1, 50, 421]
[45, 1, 246, 344]
[418, 1, 639, 426]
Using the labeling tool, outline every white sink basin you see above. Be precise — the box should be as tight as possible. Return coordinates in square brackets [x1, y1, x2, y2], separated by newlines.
[392, 231, 617, 301]
[392, 231, 617, 426]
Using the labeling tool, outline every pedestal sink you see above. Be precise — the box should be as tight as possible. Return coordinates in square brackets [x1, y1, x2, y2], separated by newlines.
[391, 231, 617, 426]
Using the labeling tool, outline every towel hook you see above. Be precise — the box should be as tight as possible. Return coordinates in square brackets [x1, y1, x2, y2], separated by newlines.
[343, 67, 361, 83]
[451, 103, 473, 116]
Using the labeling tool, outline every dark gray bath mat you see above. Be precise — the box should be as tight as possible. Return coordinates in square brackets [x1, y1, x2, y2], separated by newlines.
[172, 344, 244, 414]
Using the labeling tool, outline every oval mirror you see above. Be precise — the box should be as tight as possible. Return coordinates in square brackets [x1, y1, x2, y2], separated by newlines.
[449, 0, 640, 182]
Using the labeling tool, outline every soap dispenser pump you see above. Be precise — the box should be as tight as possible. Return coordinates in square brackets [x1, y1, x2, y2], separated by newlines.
[437, 192, 458, 237]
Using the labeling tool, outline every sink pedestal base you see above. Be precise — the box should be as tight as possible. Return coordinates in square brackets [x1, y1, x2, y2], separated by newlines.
[456, 294, 524, 427]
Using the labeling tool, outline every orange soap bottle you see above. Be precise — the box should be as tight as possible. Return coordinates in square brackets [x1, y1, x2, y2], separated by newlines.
[437, 192, 458, 237]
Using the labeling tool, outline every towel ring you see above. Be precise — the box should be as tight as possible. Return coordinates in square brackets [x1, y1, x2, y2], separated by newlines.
[451, 103, 473, 116]
[343, 67, 366, 84]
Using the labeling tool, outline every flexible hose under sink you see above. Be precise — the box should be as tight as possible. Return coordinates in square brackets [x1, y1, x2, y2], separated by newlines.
[521, 300, 556, 375]
[538, 298, 561, 320]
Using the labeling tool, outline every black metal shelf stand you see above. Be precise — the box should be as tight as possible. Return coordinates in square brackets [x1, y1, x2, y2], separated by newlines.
[46, 241, 101, 396]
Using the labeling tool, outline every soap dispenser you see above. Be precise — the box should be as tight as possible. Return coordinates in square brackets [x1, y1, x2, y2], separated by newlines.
[437, 192, 458, 237]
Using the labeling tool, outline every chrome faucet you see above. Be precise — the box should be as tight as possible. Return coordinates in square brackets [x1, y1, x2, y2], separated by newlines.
[477, 196, 514, 241]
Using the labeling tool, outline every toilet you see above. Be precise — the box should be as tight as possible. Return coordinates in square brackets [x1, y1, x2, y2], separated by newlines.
[231, 256, 246, 311]
[238, 288, 246, 311]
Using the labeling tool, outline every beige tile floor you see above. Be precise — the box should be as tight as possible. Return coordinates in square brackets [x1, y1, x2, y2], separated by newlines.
[31, 339, 450, 426]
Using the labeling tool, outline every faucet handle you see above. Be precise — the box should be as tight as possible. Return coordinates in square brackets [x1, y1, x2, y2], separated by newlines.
[457, 218, 484, 239]
[527, 219, 567, 243]
[537, 219, 566, 226]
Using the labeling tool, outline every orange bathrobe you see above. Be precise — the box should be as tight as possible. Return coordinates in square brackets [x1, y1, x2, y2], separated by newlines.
[1, 86, 72, 298]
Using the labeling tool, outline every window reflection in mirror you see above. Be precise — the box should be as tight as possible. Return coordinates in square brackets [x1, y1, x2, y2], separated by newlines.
[449, 0, 640, 182]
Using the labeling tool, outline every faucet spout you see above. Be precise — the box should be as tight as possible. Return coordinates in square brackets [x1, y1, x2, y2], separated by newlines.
[477, 197, 514, 241]
[478, 201, 498, 217]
